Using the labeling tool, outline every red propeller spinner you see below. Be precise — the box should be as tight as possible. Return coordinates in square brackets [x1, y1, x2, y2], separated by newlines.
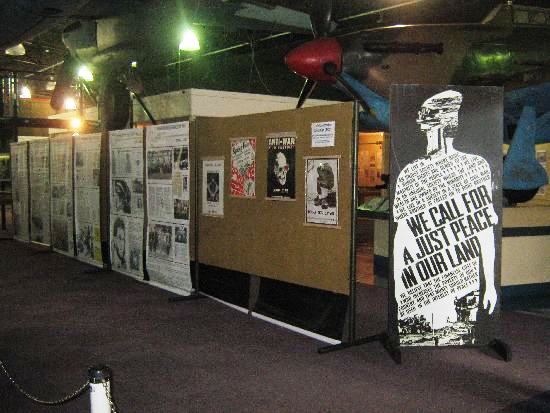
[285, 37, 342, 82]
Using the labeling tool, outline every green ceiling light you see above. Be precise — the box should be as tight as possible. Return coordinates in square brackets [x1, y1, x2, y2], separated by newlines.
[77, 65, 94, 82]
[131, 61, 138, 68]
[179, 27, 200, 51]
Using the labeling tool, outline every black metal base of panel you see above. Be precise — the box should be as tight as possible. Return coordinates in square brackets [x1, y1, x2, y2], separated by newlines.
[318, 332, 402, 364]
[254, 277, 347, 341]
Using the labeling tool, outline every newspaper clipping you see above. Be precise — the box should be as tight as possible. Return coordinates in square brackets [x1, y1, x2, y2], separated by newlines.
[146, 122, 192, 295]
[50, 134, 74, 255]
[390, 86, 502, 347]
[305, 157, 339, 226]
[10, 142, 30, 241]
[202, 158, 224, 217]
[29, 139, 51, 245]
[230, 138, 256, 198]
[266, 133, 296, 200]
[110, 128, 145, 278]
[75, 133, 103, 266]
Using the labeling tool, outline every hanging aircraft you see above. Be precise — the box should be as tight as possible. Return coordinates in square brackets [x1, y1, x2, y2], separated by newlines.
[284, 0, 550, 203]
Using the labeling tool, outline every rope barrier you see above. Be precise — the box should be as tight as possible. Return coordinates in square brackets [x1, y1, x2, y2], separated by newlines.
[0, 360, 118, 412]
[0, 359, 90, 405]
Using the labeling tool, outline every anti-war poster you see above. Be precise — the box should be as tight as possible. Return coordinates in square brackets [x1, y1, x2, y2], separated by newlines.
[146, 122, 192, 295]
[10, 142, 30, 242]
[75, 133, 103, 266]
[50, 134, 74, 256]
[110, 128, 145, 279]
[266, 133, 295, 200]
[389, 85, 503, 347]
[29, 139, 51, 245]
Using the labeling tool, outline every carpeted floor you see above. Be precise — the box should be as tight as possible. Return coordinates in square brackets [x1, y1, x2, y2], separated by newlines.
[1, 240, 549, 412]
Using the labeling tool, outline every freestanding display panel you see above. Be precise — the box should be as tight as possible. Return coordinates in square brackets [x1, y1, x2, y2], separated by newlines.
[10, 142, 30, 242]
[29, 139, 51, 246]
[50, 133, 75, 256]
[389, 85, 504, 349]
[74, 133, 103, 266]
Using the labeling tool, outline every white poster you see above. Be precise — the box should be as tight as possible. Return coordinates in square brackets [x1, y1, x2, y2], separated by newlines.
[10, 142, 30, 242]
[29, 139, 51, 245]
[311, 121, 336, 147]
[305, 157, 339, 226]
[110, 128, 145, 279]
[75, 133, 103, 266]
[50, 134, 74, 256]
[202, 158, 224, 217]
[146, 122, 192, 295]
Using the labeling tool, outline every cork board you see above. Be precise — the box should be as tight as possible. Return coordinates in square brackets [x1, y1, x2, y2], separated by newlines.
[196, 103, 354, 295]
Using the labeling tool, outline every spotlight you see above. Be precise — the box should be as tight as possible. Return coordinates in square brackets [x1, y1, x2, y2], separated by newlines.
[5, 43, 26, 56]
[179, 28, 200, 51]
[19, 85, 31, 99]
[77, 65, 94, 81]
[64, 97, 77, 110]
[70, 118, 82, 130]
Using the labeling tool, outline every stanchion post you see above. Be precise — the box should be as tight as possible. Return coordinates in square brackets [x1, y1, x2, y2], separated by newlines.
[88, 365, 113, 413]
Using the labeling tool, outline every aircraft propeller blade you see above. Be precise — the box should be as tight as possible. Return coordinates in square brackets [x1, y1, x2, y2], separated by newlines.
[296, 78, 317, 109]
[310, 0, 333, 37]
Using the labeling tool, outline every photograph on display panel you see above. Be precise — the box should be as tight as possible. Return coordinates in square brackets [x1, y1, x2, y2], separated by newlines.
[29, 140, 51, 245]
[389, 85, 503, 347]
[10, 143, 29, 241]
[230, 138, 256, 198]
[266, 133, 296, 200]
[305, 157, 339, 227]
[202, 158, 224, 217]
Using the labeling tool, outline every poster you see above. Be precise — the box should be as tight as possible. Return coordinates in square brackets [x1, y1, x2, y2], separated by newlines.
[266, 133, 296, 200]
[390, 85, 503, 347]
[110, 128, 145, 279]
[230, 138, 256, 198]
[29, 139, 51, 245]
[50, 134, 74, 256]
[202, 158, 224, 217]
[146, 122, 192, 295]
[305, 157, 339, 226]
[74, 133, 103, 266]
[10, 142, 29, 241]
[311, 121, 336, 147]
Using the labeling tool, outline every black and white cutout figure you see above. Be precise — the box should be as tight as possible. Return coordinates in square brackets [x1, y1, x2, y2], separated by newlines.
[393, 90, 498, 346]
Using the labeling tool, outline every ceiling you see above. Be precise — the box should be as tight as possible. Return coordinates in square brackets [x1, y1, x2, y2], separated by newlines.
[0, 0, 548, 102]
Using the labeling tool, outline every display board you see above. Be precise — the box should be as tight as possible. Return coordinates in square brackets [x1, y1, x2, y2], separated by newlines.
[389, 85, 503, 347]
[109, 128, 145, 279]
[74, 133, 103, 266]
[145, 122, 192, 295]
[197, 103, 354, 294]
[49, 134, 74, 256]
[29, 139, 51, 245]
[10, 142, 30, 242]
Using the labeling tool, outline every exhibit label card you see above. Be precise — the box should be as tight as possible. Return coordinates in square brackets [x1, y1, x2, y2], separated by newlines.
[146, 122, 192, 295]
[29, 139, 51, 245]
[266, 132, 296, 200]
[110, 128, 145, 279]
[230, 138, 256, 198]
[202, 158, 224, 217]
[10, 142, 30, 242]
[75, 133, 103, 266]
[50, 134, 74, 256]
[389, 85, 503, 347]
[305, 156, 339, 227]
[311, 121, 335, 147]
